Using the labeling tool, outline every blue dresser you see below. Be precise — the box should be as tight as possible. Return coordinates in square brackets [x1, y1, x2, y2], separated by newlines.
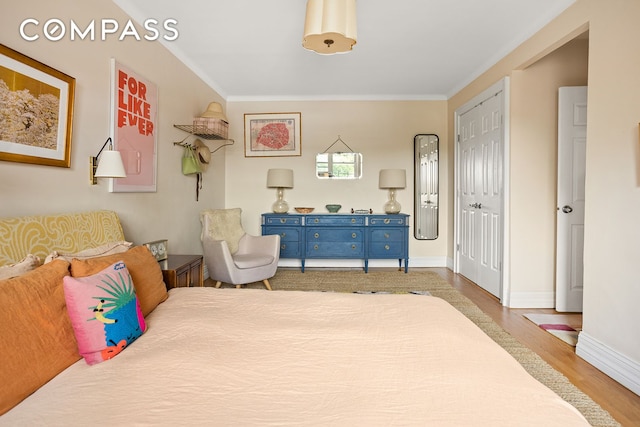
[262, 213, 409, 272]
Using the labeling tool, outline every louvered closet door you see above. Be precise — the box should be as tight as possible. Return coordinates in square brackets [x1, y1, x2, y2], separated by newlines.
[458, 93, 503, 299]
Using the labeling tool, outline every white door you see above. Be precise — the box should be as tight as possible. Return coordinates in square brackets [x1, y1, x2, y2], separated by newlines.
[556, 86, 587, 312]
[458, 92, 503, 298]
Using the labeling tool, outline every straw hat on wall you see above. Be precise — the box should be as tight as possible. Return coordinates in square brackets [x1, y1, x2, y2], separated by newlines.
[199, 102, 228, 122]
[194, 139, 210, 172]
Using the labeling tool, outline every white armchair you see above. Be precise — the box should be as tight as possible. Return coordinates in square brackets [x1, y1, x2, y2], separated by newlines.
[200, 208, 280, 290]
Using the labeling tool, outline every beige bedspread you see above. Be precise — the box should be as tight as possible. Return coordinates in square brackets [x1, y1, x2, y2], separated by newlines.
[1, 288, 589, 426]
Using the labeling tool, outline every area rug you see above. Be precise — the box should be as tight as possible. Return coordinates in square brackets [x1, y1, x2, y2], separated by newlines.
[235, 269, 619, 426]
[524, 313, 582, 347]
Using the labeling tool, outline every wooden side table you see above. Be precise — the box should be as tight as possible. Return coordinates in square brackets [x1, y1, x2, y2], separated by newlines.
[160, 254, 204, 289]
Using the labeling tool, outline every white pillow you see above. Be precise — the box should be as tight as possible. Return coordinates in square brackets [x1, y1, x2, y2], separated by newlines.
[44, 241, 133, 264]
[0, 254, 41, 280]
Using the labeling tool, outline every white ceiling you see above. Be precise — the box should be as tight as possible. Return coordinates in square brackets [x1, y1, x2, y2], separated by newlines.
[114, 0, 575, 101]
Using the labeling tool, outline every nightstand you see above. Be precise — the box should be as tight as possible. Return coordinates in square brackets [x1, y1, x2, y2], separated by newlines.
[160, 254, 204, 289]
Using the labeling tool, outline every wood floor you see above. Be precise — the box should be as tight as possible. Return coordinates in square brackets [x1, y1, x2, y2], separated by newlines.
[429, 267, 640, 427]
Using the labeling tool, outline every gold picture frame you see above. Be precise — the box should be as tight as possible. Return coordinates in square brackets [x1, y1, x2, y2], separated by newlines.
[244, 112, 302, 157]
[0, 44, 75, 167]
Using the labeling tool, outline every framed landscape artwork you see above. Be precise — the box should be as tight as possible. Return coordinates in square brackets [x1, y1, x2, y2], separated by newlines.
[244, 112, 302, 157]
[0, 44, 75, 168]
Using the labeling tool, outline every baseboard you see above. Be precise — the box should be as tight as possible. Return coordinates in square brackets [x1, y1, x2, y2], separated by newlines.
[576, 332, 640, 396]
[507, 291, 555, 308]
[277, 257, 448, 269]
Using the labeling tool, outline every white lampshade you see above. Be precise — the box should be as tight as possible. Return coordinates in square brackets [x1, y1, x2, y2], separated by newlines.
[302, 0, 357, 55]
[95, 150, 127, 178]
[267, 168, 294, 188]
[379, 169, 406, 189]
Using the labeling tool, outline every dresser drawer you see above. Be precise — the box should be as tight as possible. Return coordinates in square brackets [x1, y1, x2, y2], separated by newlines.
[306, 241, 364, 257]
[263, 227, 301, 258]
[306, 228, 364, 242]
[369, 216, 407, 226]
[264, 227, 300, 242]
[368, 241, 405, 258]
[264, 215, 302, 226]
[305, 215, 365, 226]
[370, 228, 405, 242]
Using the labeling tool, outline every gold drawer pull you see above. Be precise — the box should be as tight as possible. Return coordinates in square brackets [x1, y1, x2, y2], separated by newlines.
[314, 232, 320, 238]
[351, 218, 356, 223]
[280, 232, 286, 238]
[314, 244, 319, 250]
[280, 218, 286, 224]
[384, 233, 390, 239]
[384, 245, 390, 250]
[351, 244, 357, 250]
[314, 218, 319, 223]
[384, 218, 390, 224]
[281, 244, 287, 250]
[351, 232, 357, 238]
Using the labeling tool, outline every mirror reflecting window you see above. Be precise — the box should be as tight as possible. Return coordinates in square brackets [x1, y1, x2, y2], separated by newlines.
[414, 134, 438, 239]
[316, 152, 363, 179]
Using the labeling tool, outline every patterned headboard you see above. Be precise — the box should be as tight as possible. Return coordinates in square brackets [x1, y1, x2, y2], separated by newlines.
[0, 210, 125, 266]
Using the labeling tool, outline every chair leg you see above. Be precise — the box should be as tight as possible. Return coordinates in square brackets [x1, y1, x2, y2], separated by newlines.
[215, 281, 222, 288]
[263, 279, 272, 291]
[236, 284, 242, 289]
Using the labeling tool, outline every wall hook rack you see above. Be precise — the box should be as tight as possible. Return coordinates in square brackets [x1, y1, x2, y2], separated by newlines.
[172, 137, 235, 154]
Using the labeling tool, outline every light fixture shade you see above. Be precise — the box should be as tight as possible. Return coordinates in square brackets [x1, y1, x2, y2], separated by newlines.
[95, 150, 127, 178]
[379, 169, 406, 189]
[267, 168, 294, 188]
[302, 0, 357, 54]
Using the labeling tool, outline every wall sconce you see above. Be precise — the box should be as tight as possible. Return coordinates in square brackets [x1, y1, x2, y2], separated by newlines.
[379, 169, 406, 214]
[267, 168, 294, 213]
[302, 0, 357, 55]
[90, 137, 127, 185]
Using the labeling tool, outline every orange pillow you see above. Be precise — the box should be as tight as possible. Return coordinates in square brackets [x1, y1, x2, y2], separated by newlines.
[0, 260, 81, 415]
[70, 246, 168, 317]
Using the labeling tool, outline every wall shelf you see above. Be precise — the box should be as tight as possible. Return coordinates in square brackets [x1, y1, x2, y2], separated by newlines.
[173, 124, 230, 141]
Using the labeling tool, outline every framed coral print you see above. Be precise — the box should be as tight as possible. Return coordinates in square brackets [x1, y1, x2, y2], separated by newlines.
[0, 44, 75, 167]
[109, 59, 158, 192]
[244, 112, 301, 157]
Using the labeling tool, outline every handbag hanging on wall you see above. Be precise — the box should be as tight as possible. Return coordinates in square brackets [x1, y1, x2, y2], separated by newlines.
[182, 145, 203, 201]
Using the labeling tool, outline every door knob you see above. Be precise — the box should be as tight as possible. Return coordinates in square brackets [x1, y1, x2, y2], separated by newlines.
[562, 205, 573, 213]
[468, 203, 483, 209]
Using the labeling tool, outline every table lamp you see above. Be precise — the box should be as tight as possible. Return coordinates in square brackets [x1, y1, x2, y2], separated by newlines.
[267, 169, 294, 213]
[379, 169, 406, 214]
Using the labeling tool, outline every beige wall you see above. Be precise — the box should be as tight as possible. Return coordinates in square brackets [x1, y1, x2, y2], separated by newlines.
[225, 100, 449, 266]
[449, 0, 640, 387]
[509, 38, 588, 305]
[0, 0, 225, 254]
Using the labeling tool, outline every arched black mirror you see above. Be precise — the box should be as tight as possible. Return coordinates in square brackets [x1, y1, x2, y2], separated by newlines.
[414, 134, 438, 239]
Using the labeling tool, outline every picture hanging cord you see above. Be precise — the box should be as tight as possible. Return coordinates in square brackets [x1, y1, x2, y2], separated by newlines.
[322, 135, 354, 153]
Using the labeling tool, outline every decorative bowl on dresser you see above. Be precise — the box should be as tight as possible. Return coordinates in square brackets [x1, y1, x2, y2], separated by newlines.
[294, 207, 314, 213]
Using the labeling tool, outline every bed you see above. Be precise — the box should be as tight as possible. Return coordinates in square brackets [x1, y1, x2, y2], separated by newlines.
[0, 211, 590, 426]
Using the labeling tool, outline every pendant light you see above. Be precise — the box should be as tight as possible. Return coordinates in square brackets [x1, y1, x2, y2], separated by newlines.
[302, 0, 357, 55]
